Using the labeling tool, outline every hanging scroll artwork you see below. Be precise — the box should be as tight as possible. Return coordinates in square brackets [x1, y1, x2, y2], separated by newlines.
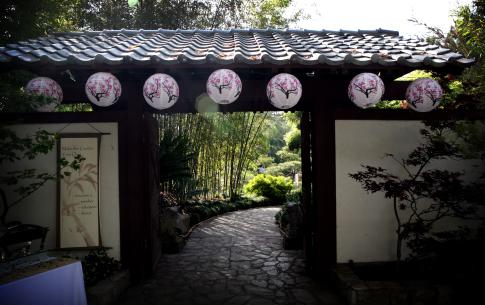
[58, 134, 100, 249]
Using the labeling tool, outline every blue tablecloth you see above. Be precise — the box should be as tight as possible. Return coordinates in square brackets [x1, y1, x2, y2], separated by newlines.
[0, 261, 87, 305]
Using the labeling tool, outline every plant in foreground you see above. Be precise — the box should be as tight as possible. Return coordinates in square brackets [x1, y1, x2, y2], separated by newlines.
[350, 121, 485, 272]
[0, 125, 84, 225]
[81, 249, 121, 286]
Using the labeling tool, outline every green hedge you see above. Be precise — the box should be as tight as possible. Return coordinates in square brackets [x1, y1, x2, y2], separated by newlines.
[184, 196, 274, 226]
[243, 174, 293, 203]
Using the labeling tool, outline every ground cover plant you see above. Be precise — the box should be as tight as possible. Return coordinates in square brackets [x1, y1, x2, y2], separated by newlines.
[174, 195, 272, 226]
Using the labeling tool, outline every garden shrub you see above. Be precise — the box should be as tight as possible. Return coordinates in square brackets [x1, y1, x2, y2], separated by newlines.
[184, 195, 273, 226]
[243, 174, 293, 203]
[81, 249, 121, 287]
[286, 189, 301, 203]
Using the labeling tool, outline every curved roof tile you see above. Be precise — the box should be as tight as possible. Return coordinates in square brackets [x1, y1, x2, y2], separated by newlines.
[0, 28, 474, 69]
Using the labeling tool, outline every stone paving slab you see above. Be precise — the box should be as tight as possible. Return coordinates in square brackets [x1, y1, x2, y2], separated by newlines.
[115, 207, 345, 305]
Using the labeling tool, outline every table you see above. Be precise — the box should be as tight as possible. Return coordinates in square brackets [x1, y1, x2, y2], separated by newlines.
[0, 259, 87, 305]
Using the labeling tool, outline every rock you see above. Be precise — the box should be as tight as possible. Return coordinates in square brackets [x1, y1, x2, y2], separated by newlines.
[161, 207, 190, 235]
[160, 207, 191, 253]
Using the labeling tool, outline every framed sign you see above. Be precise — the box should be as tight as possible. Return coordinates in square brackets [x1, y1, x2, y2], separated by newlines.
[57, 134, 101, 249]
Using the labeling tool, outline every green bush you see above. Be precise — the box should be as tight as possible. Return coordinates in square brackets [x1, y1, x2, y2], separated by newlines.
[243, 174, 293, 203]
[286, 189, 301, 203]
[285, 128, 301, 151]
[184, 195, 273, 226]
[81, 249, 121, 287]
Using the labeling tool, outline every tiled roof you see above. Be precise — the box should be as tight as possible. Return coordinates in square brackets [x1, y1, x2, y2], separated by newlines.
[0, 29, 474, 69]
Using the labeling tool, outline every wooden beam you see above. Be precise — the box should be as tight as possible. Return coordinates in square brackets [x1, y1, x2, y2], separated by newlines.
[334, 108, 485, 120]
[19, 66, 417, 112]
[0, 111, 124, 124]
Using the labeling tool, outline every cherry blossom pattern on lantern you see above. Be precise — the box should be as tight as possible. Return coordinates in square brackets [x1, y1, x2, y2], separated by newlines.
[85, 72, 122, 107]
[405, 78, 443, 112]
[143, 74, 179, 110]
[206, 69, 242, 104]
[25, 77, 63, 112]
[266, 73, 302, 109]
[347, 73, 385, 108]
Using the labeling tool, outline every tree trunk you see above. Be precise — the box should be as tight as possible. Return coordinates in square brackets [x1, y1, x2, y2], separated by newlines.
[393, 196, 402, 274]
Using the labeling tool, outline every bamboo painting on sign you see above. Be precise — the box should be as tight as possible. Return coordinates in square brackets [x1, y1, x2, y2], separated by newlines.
[58, 135, 100, 249]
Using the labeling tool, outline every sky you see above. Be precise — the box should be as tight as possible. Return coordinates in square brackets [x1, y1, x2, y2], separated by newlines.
[291, 0, 473, 38]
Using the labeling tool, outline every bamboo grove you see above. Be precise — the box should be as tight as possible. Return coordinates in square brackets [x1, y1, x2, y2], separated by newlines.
[156, 112, 272, 199]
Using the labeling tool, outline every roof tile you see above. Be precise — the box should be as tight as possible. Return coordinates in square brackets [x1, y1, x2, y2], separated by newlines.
[0, 28, 473, 69]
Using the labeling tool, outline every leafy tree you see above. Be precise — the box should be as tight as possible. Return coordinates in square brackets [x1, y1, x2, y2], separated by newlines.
[55, 104, 93, 112]
[283, 111, 301, 152]
[133, 0, 209, 29]
[75, 0, 134, 30]
[77, 0, 304, 30]
[0, 126, 84, 225]
[350, 121, 485, 272]
[262, 112, 290, 161]
[285, 128, 301, 151]
[0, 0, 79, 45]
[411, 0, 484, 110]
[245, 0, 304, 28]
[0, 71, 53, 113]
[453, 0, 485, 109]
[261, 112, 301, 182]
[264, 160, 300, 177]
[409, 1, 485, 167]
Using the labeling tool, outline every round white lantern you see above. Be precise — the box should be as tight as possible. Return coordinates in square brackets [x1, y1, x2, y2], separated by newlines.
[405, 78, 443, 112]
[143, 74, 179, 110]
[206, 69, 242, 104]
[85, 72, 122, 107]
[25, 77, 63, 112]
[266, 73, 302, 109]
[348, 73, 385, 108]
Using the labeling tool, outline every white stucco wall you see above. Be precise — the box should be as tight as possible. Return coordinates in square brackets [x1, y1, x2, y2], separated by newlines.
[335, 120, 483, 263]
[2, 123, 120, 259]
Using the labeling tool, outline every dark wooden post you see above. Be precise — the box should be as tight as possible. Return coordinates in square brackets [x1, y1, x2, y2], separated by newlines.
[300, 111, 314, 273]
[118, 72, 156, 282]
[142, 114, 161, 273]
[310, 90, 337, 277]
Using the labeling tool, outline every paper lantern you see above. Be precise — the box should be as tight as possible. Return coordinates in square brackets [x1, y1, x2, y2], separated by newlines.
[143, 74, 179, 110]
[266, 73, 302, 109]
[405, 78, 443, 112]
[85, 72, 122, 107]
[206, 69, 242, 104]
[25, 77, 63, 112]
[348, 73, 385, 108]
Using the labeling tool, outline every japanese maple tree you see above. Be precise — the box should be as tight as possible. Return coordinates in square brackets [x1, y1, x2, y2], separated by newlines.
[349, 121, 485, 271]
[0, 125, 83, 225]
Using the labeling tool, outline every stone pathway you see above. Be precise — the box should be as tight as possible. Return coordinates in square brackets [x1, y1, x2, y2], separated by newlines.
[116, 207, 344, 305]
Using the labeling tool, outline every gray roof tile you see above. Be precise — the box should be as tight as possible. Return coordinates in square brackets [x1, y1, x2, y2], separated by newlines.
[0, 28, 473, 69]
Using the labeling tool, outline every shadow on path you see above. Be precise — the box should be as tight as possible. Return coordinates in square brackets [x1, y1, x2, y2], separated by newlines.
[116, 207, 344, 305]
